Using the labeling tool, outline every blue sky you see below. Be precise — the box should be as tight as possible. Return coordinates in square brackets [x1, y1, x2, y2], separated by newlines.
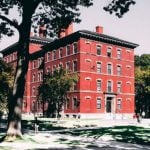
[0, 0, 150, 55]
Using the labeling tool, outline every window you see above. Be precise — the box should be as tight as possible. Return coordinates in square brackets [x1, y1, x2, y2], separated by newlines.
[47, 67, 50, 73]
[107, 47, 112, 57]
[97, 45, 101, 55]
[117, 99, 121, 110]
[97, 62, 101, 73]
[117, 82, 121, 93]
[33, 60, 36, 69]
[117, 65, 121, 75]
[59, 48, 63, 58]
[73, 60, 77, 72]
[97, 98, 101, 109]
[66, 62, 70, 73]
[107, 81, 112, 92]
[38, 58, 43, 67]
[32, 74, 36, 82]
[66, 98, 70, 109]
[47, 52, 50, 61]
[23, 101, 27, 109]
[32, 86, 36, 96]
[38, 72, 40, 81]
[53, 50, 56, 60]
[73, 83, 77, 91]
[117, 49, 121, 59]
[73, 43, 78, 54]
[59, 63, 63, 69]
[66, 45, 71, 56]
[97, 80, 102, 91]
[9, 54, 12, 62]
[52, 65, 56, 73]
[32, 101, 36, 111]
[107, 64, 112, 75]
[40, 71, 43, 81]
[13, 53, 16, 61]
[72, 97, 78, 109]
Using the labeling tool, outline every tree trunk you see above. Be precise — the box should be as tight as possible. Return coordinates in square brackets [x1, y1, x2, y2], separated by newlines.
[5, 3, 36, 139]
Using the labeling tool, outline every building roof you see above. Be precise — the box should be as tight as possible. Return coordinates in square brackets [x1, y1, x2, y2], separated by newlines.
[1, 36, 52, 55]
[44, 30, 139, 51]
[1, 29, 139, 55]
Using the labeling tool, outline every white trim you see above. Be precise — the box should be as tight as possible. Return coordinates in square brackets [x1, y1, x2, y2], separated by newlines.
[85, 96, 91, 99]
[85, 59, 91, 62]
[85, 77, 91, 80]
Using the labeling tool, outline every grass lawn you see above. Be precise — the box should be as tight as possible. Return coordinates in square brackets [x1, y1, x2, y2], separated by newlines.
[0, 119, 150, 149]
[57, 125, 150, 146]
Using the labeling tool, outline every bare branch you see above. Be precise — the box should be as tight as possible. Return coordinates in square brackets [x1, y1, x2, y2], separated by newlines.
[0, 15, 19, 30]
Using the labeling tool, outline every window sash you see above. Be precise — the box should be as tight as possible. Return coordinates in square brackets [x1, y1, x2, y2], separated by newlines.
[97, 98, 101, 109]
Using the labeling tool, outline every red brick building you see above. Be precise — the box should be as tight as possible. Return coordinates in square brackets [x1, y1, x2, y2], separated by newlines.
[1, 25, 138, 119]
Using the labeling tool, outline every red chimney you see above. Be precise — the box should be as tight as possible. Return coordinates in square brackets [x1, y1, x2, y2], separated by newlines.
[59, 29, 66, 38]
[39, 25, 46, 37]
[58, 23, 74, 38]
[65, 23, 73, 36]
[96, 26, 103, 34]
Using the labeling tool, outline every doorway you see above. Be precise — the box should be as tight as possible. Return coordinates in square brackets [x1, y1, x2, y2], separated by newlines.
[106, 97, 113, 113]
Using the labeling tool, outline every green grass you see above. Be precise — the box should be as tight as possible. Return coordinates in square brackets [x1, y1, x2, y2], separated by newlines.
[57, 125, 150, 146]
[21, 120, 67, 131]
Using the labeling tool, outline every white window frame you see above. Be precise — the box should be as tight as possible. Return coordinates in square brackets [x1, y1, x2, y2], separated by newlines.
[107, 47, 112, 58]
[117, 99, 122, 110]
[97, 62, 102, 73]
[117, 65, 121, 76]
[97, 79, 102, 92]
[97, 97, 101, 109]
[117, 81, 122, 93]
[66, 45, 71, 56]
[107, 63, 112, 75]
[117, 49, 121, 59]
[97, 45, 101, 55]
[73, 42, 78, 54]
[107, 80, 113, 93]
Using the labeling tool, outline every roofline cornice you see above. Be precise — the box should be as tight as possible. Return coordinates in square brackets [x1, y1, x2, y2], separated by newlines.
[44, 30, 139, 50]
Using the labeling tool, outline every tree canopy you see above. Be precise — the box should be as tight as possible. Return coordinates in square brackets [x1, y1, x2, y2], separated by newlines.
[135, 54, 150, 118]
[0, 58, 14, 114]
[38, 68, 78, 118]
[104, 0, 136, 18]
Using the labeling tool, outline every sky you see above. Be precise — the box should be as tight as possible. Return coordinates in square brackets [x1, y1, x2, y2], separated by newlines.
[0, 0, 150, 55]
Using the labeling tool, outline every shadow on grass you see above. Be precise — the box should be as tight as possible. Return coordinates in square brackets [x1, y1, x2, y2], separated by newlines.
[57, 125, 150, 146]
[21, 120, 67, 131]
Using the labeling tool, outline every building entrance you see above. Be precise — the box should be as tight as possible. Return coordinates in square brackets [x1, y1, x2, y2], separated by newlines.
[106, 97, 113, 113]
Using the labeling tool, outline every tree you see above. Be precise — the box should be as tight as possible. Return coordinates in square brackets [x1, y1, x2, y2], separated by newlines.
[104, 0, 136, 18]
[0, 0, 136, 139]
[0, 59, 14, 116]
[135, 54, 150, 118]
[38, 67, 78, 118]
[0, 0, 94, 139]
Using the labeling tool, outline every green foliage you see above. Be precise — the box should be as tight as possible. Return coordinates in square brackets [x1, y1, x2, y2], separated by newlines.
[135, 54, 150, 68]
[0, 0, 93, 39]
[135, 54, 150, 117]
[0, 59, 14, 113]
[38, 67, 78, 117]
[104, 0, 136, 18]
